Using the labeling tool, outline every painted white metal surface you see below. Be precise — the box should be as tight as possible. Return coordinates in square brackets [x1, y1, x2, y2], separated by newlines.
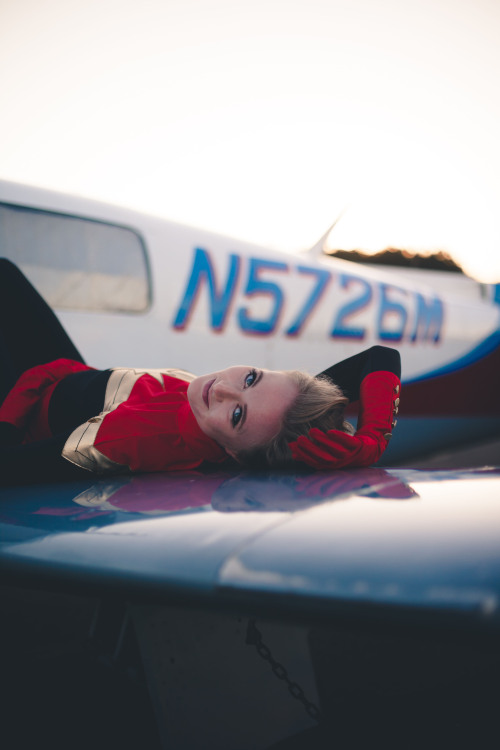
[1, 178, 498, 381]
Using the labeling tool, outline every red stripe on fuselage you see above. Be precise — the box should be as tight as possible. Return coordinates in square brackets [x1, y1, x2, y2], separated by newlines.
[400, 343, 500, 417]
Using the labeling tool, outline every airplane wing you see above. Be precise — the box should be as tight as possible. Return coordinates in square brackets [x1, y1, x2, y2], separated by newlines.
[1, 468, 500, 748]
[1, 467, 499, 623]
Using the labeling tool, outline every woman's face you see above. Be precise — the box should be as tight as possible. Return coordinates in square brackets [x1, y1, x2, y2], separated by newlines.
[187, 366, 298, 457]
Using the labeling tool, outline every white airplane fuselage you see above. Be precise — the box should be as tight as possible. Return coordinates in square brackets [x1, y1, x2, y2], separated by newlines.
[1, 179, 499, 463]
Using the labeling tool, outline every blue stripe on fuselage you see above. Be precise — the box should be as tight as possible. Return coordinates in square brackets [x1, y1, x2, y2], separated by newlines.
[405, 321, 500, 384]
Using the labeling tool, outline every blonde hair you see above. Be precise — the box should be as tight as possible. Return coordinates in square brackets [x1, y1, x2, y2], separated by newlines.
[237, 370, 354, 469]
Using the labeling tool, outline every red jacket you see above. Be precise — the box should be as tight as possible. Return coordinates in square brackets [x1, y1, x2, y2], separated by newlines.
[0, 359, 226, 474]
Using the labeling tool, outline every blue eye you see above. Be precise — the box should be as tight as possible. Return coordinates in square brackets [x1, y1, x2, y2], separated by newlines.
[232, 370, 257, 428]
[245, 369, 257, 388]
[232, 405, 242, 427]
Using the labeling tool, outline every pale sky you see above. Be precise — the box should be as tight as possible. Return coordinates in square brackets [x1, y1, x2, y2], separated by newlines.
[1, 0, 500, 281]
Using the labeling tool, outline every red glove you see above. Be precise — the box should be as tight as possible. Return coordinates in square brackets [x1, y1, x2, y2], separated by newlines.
[289, 371, 401, 470]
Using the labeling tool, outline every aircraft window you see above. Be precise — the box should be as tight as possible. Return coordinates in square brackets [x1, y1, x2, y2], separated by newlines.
[0, 203, 151, 312]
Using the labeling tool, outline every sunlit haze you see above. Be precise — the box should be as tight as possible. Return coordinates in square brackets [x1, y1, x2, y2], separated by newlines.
[1, 0, 500, 281]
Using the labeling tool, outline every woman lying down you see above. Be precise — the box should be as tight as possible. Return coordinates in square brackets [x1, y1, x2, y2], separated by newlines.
[0, 259, 401, 485]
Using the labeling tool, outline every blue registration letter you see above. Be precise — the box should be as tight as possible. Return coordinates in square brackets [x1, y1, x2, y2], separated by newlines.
[172, 247, 240, 331]
[377, 283, 408, 342]
[410, 293, 443, 343]
[238, 258, 288, 335]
